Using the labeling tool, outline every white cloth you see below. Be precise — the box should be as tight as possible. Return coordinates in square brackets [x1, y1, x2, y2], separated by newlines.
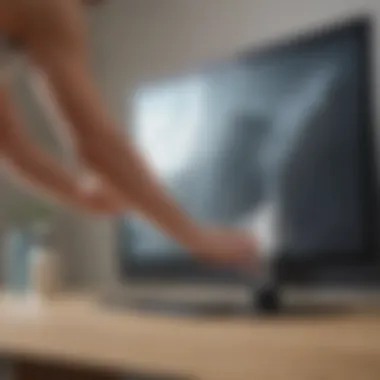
[239, 202, 279, 260]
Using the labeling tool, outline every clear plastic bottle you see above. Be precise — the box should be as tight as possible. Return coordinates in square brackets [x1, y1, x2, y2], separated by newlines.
[29, 223, 61, 300]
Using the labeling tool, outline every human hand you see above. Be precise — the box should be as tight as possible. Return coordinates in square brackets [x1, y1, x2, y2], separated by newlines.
[191, 226, 258, 268]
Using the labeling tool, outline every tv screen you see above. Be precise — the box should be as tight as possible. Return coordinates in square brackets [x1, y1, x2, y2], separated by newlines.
[118, 19, 376, 281]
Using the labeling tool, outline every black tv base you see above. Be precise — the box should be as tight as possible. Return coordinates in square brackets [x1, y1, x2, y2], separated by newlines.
[253, 284, 282, 314]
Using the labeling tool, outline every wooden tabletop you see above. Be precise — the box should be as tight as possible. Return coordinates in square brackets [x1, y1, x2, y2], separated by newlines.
[0, 293, 380, 380]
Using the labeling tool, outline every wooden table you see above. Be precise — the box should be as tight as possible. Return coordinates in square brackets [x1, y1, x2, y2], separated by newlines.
[0, 293, 380, 380]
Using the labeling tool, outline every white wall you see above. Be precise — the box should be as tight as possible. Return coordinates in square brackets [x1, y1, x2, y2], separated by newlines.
[70, 0, 380, 288]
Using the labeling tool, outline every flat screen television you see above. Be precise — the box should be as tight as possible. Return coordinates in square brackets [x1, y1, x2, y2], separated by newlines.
[117, 17, 378, 291]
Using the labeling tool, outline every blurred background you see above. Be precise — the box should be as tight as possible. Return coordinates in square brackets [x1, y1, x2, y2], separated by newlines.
[0, 2, 379, 379]
[0, 0, 379, 293]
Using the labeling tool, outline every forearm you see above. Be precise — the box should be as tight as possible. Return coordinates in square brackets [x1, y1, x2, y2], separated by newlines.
[3, 131, 92, 213]
[66, 94, 201, 249]
[3, 135, 84, 209]
[28, 68, 128, 213]
[45, 64, 201, 244]
[26, 4, 204, 249]
[0, 90, 84, 208]
[80, 127, 202, 246]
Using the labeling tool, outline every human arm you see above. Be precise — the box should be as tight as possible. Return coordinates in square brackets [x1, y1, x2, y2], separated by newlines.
[16, 0, 259, 265]
[23, 0, 205, 251]
[0, 89, 124, 213]
[26, 65, 128, 214]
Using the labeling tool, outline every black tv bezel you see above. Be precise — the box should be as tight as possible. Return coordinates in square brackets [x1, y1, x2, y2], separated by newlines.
[116, 16, 379, 286]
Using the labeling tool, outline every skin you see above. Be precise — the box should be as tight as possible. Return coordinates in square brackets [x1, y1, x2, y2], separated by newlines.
[0, 0, 257, 265]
